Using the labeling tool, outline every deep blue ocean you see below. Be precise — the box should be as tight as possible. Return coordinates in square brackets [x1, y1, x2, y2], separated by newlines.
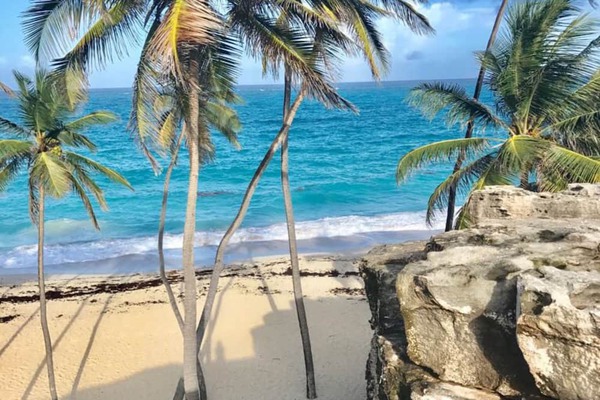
[0, 79, 488, 274]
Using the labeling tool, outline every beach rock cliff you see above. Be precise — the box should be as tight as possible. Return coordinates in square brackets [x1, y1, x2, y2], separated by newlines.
[361, 185, 600, 400]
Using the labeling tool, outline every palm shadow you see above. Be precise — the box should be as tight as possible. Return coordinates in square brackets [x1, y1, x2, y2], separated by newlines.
[21, 296, 91, 400]
[0, 274, 83, 360]
[69, 293, 115, 399]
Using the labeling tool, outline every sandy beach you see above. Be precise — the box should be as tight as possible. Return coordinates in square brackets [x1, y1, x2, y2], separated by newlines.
[0, 255, 371, 400]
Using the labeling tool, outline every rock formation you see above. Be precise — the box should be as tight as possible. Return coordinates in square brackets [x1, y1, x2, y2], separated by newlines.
[362, 185, 600, 400]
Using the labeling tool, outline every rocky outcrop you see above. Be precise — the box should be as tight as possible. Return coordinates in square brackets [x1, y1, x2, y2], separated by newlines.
[517, 267, 600, 400]
[466, 183, 600, 224]
[361, 186, 600, 400]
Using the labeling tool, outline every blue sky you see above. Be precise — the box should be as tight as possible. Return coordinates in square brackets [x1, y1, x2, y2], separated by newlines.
[0, 1, 596, 88]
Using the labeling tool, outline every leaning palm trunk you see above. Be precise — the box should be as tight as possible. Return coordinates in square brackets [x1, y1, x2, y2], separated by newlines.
[38, 186, 59, 400]
[445, 0, 509, 231]
[281, 129, 317, 399]
[159, 133, 185, 332]
[181, 87, 305, 381]
[171, 93, 306, 399]
[173, 103, 309, 395]
[178, 97, 300, 400]
[281, 69, 316, 399]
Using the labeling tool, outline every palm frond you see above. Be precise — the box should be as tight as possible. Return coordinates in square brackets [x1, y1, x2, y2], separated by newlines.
[495, 135, 549, 173]
[0, 81, 15, 97]
[409, 82, 508, 131]
[368, 0, 432, 34]
[206, 102, 241, 148]
[55, 129, 97, 151]
[0, 115, 32, 137]
[23, 0, 90, 62]
[28, 174, 40, 224]
[32, 152, 72, 198]
[0, 140, 33, 159]
[64, 110, 117, 130]
[540, 144, 600, 190]
[64, 152, 133, 190]
[69, 161, 108, 210]
[425, 154, 497, 226]
[0, 157, 25, 192]
[147, 0, 220, 81]
[396, 138, 492, 183]
[70, 175, 100, 229]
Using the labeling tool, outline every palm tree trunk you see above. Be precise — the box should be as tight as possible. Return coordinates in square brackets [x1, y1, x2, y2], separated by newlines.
[38, 186, 59, 400]
[281, 69, 317, 399]
[181, 59, 203, 400]
[193, 89, 306, 349]
[281, 131, 317, 400]
[445, 0, 509, 231]
[175, 89, 308, 400]
[160, 133, 185, 333]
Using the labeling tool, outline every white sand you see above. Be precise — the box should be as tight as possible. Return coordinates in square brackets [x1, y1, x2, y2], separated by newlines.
[0, 256, 371, 400]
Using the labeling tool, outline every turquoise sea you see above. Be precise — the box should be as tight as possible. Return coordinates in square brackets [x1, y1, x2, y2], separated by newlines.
[0, 79, 489, 274]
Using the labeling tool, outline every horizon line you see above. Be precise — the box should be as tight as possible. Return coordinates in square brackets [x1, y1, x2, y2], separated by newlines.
[83, 77, 479, 91]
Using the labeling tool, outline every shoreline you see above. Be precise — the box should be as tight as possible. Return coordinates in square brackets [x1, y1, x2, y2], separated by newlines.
[0, 228, 440, 278]
[0, 254, 373, 400]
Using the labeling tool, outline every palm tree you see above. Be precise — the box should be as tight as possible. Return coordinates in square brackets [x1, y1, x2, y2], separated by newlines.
[0, 69, 131, 400]
[23, 1, 430, 398]
[150, 53, 242, 399]
[443, 0, 509, 232]
[24, 2, 349, 396]
[397, 0, 600, 229]
[195, 2, 432, 398]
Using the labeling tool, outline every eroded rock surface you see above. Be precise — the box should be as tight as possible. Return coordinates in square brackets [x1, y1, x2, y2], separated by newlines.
[517, 267, 600, 400]
[362, 186, 600, 400]
[466, 183, 600, 224]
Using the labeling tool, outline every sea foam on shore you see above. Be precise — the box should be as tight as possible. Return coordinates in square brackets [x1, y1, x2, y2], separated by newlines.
[0, 211, 441, 275]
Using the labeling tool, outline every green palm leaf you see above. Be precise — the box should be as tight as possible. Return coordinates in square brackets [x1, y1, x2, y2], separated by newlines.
[64, 111, 117, 131]
[0, 140, 33, 159]
[63, 152, 133, 190]
[495, 135, 550, 173]
[0, 158, 25, 191]
[206, 102, 241, 148]
[541, 145, 600, 190]
[396, 138, 492, 183]
[0, 117, 32, 137]
[70, 176, 101, 229]
[409, 82, 508, 131]
[32, 152, 72, 198]
[425, 154, 498, 226]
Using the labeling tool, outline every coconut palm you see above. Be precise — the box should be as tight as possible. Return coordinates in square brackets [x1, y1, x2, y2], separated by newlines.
[154, 79, 241, 333]
[443, 0, 509, 232]
[23, 1, 430, 398]
[24, 1, 351, 394]
[0, 69, 131, 400]
[196, 2, 431, 398]
[151, 55, 242, 399]
[397, 0, 600, 229]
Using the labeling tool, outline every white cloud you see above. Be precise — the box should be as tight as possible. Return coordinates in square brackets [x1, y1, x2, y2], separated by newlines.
[341, 1, 498, 81]
[19, 55, 36, 68]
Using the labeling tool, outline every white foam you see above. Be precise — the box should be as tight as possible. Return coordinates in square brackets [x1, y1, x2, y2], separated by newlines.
[0, 211, 441, 269]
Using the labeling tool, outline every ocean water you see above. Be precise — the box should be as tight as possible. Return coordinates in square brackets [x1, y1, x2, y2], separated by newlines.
[0, 79, 489, 274]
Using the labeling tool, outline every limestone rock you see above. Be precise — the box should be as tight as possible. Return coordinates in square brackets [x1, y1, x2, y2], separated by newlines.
[466, 184, 600, 224]
[410, 382, 502, 400]
[362, 186, 600, 400]
[516, 267, 600, 400]
[396, 233, 539, 396]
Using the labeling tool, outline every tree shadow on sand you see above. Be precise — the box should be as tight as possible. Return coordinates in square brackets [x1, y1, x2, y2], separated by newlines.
[71, 279, 370, 400]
